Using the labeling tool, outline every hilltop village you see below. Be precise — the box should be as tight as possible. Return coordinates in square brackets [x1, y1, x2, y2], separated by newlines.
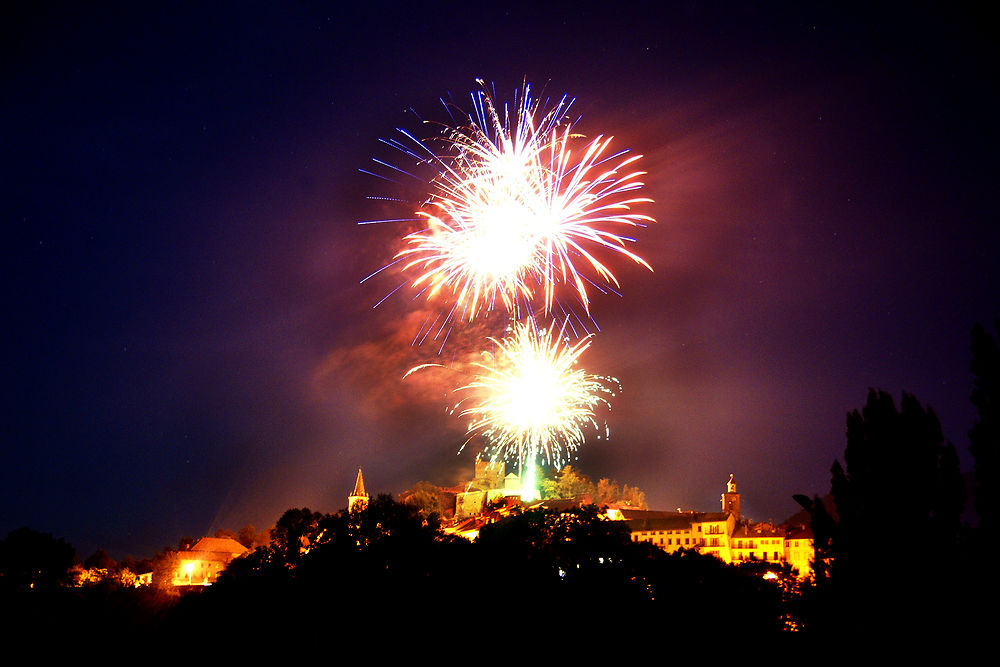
[163, 463, 814, 589]
[446, 462, 813, 577]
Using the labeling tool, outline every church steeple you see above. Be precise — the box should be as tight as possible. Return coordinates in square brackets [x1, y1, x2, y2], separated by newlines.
[348, 468, 369, 512]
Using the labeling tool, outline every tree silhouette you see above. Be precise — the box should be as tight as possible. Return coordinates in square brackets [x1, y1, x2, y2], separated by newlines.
[791, 494, 835, 584]
[834, 390, 963, 575]
[269, 507, 325, 565]
[83, 548, 117, 572]
[970, 321, 999, 534]
[398, 481, 446, 516]
[196, 495, 469, 634]
[236, 524, 269, 549]
[812, 389, 966, 634]
[476, 504, 651, 611]
[176, 536, 197, 551]
[0, 527, 77, 590]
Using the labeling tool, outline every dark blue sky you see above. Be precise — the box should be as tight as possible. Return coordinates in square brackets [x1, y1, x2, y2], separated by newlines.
[3, 1, 997, 559]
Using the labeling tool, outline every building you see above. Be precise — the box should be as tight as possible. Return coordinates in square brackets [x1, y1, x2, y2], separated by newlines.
[783, 525, 814, 576]
[171, 536, 248, 587]
[454, 460, 523, 519]
[621, 476, 814, 578]
[348, 468, 369, 512]
[442, 462, 815, 577]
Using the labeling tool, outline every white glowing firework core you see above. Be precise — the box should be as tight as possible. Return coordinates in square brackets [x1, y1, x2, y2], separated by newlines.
[449, 200, 540, 281]
[500, 352, 564, 430]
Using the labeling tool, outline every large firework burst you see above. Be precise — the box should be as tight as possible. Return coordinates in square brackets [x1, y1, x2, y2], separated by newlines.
[455, 319, 617, 482]
[375, 82, 653, 325]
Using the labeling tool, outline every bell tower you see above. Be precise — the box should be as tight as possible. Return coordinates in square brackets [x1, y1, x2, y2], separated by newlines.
[721, 473, 740, 522]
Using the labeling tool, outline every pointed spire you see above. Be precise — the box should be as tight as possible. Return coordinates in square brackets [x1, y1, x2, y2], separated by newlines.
[348, 468, 369, 513]
[352, 468, 367, 498]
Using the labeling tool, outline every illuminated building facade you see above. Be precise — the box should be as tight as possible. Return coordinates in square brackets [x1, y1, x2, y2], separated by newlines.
[171, 536, 248, 587]
[622, 476, 814, 578]
[454, 460, 521, 519]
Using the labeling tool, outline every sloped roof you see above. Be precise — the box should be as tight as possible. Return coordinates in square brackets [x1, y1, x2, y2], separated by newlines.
[534, 498, 583, 512]
[623, 509, 731, 533]
[188, 537, 248, 556]
[732, 523, 785, 538]
[445, 515, 492, 540]
[784, 525, 813, 539]
[627, 515, 698, 532]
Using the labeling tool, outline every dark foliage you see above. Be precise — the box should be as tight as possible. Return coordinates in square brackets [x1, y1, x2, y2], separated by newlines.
[83, 548, 116, 572]
[0, 527, 77, 591]
[0, 504, 798, 638]
[798, 389, 974, 636]
[475, 504, 649, 611]
[164, 497, 790, 637]
[792, 494, 835, 584]
[970, 321, 999, 535]
[398, 480, 453, 517]
[0, 528, 182, 639]
[835, 391, 964, 574]
[269, 507, 325, 565]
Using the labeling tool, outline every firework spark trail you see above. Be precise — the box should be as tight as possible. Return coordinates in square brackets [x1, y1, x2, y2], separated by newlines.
[400, 88, 653, 320]
[364, 82, 654, 335]
[454, 319, 617, 482]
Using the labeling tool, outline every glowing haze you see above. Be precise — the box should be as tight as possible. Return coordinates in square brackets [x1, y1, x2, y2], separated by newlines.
[378, 82, 652, 491]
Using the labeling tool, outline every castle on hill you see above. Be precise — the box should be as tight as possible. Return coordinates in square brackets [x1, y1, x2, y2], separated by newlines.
[447, 465, 814, 577]
[454, 460, 525, 519]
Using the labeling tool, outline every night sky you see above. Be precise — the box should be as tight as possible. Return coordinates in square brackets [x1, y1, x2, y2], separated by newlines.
[4, 2, 997, 559]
